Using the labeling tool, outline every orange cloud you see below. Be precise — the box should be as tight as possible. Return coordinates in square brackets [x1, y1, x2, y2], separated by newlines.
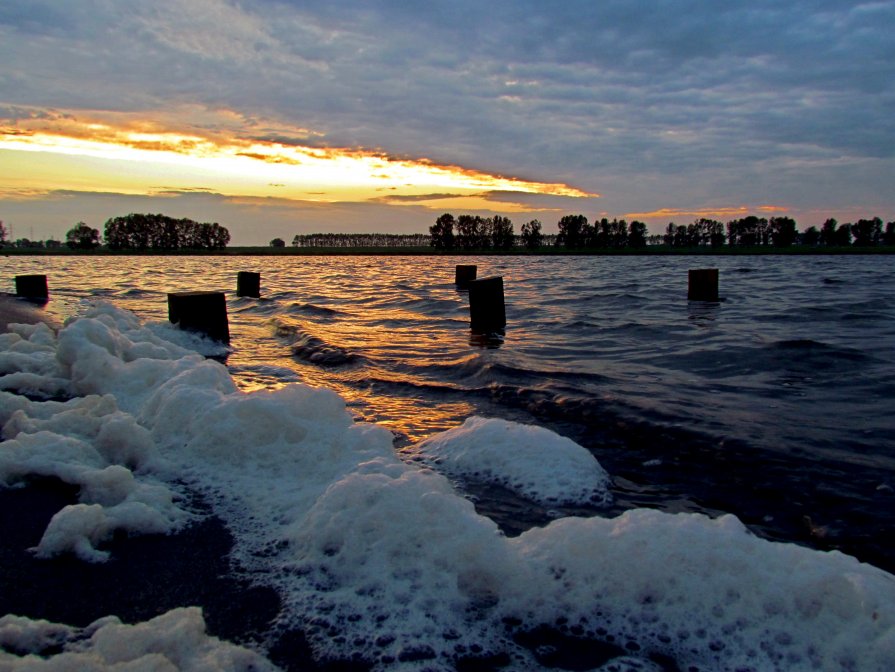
[625, 205, 791, 221]
[0, 105, 595, 203]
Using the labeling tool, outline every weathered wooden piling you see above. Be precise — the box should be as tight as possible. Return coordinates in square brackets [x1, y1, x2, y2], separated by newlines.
[236, 271, 261, 298]
[688, 268, 719, 302]
[167, 291, 230, 343]
[468, 276, 506, 332]
[455, 265, 477, 289]
[15, 274, 49, 301]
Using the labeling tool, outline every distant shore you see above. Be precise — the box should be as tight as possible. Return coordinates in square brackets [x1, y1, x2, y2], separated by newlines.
[4, 245, 895, 256]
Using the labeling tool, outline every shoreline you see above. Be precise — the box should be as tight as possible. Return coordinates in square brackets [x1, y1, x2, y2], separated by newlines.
[3, 245, 895, 256]
[0, 300, 296, 668]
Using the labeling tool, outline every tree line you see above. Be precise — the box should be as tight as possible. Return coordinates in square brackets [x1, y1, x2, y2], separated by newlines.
[103, 213, 230, 250]
[428, 213, 895, 250]
[290, 233, 430, 248]
[0, 215, 232, 251]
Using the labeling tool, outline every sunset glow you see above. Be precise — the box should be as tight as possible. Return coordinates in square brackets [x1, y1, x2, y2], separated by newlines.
[0, 110, 594, 208]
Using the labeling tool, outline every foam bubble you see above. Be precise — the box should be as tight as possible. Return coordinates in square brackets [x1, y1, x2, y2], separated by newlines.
[2, 302, 895, 670]
[0, 608, 276, 671]
[415, 416, 612, 506]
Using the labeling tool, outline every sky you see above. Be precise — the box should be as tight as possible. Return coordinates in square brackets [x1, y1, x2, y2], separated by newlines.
[1, 1, 894, 246]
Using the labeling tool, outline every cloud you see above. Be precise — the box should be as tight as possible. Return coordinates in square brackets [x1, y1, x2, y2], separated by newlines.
[369, 193, 469, 204]
[0, 0, 893, 237]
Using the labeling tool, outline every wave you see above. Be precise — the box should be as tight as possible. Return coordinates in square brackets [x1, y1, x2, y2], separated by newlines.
[273, 322, 361, 367]
[285, 302, 343, 319]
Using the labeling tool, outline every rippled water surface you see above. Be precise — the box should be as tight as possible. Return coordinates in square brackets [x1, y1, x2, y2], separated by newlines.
[4, 253, 895, 569]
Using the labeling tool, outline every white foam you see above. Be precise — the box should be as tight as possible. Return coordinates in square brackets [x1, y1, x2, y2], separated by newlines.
[0, 608, 276, 671]
[2, 302, 895, 670]
[414, 415, 612, 506]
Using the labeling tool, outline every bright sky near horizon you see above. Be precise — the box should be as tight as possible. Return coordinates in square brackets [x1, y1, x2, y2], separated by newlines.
[1, 1, 894, 245]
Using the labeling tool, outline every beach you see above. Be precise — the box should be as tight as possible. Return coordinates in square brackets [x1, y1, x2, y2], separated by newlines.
[0, 296, 294, 669]
[1, 257, 893, 672]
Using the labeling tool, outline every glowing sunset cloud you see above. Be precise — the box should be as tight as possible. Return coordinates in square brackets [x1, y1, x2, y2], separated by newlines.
[0, 108, 594, 206]
[625, 205, 791, 221]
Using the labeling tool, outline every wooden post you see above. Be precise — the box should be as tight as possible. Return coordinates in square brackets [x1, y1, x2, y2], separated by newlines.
[688, 268, 719, 302]
[468, 276, 506, 332]
[15, 274, 48, 301]
[236, 271, 261, 298]
[167, 291, 230, 343]
[455, 265, 477, 289]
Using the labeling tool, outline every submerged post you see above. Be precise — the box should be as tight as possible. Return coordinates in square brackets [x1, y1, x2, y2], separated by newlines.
[15, 274, 49, 301]
[236, 271, 261, 298]
[688, 268, 719, 302]
[468, 276, 506, 332]
[167, 291, 230, 343]
[455, 265, 477, 290]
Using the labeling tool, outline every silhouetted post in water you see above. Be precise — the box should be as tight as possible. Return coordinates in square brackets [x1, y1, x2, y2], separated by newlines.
[468, 276, 506, 332]
[15, 274, 48, 301]
[688, 269, 719, 302]
[168, 291, 230, 343]
[236, 271, 261, 298]
[455, 265, 477, 289]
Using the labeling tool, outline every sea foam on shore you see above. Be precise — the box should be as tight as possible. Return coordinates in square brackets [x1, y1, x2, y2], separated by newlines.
[1, 302, 894, 671]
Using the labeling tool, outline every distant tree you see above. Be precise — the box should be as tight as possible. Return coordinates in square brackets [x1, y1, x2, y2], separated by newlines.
[629, 220, 648, 248]
[850, 217, 883, 246]
[429, 213, 456, 250]
[819, 218, 838, 246]
[834, 223, 852, 246]
[490, 216, 514, 250]
[800, 226, 820, 246]
[0, 220, 7, 246]
[769, 216, 798, 247]
[476, 217, 493, 250]
[456, 214, 487, 250]
[104, 213, 229, 250]
[884, 221, 895, 246]
[14, 238, 42, 249]
[663, 223, 676, 246]
[556, 214, 589, 248]
[727, 216, 768, 246]
[65, 222, 101, 249]
[595, 218, 628, 248]
[270, 237, 286, 248]
[520, 219, 543, 250]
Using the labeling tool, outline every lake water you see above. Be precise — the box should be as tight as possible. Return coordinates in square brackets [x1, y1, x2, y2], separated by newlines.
[2, 253, 894, 670]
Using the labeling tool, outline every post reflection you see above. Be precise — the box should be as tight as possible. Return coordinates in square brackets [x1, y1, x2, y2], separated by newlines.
[469, 330, 504, 349]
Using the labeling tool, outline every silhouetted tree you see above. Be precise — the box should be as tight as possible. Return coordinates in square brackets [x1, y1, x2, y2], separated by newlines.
[270, 237, 286, 248]
[65, 222, 101, 249]
[292, 233, 429, 248]
[727, 216, 768, 246]
[520, 219, 543, 250]
[490, 216, 514, 250]
[629, 220, 648, 248]
[0, 220, 7, 246]
[103, 213, 229, 250]
[769, 216, 798, 247]
[556, 214, 589, 248]
[819, 218, 838, 246]
[884, 222, 895, 246]
[850, 217, 883, 246]
[801, 226, 820, 246]
[429, 213, 456, 250]
[455, 215, 490, 250]
[834, 223, 852, 246]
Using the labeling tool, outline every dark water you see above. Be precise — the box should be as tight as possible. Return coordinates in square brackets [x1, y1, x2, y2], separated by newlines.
[5, 253, 895, 571]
